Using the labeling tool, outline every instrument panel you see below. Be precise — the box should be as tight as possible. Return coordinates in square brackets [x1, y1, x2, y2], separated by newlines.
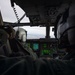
[27, 38, 58, 58]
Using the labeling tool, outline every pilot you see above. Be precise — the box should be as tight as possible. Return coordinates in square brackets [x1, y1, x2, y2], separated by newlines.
[15, 28, 38, 59]
[55, 3, 75, 60]
[34, 3, 75, 75]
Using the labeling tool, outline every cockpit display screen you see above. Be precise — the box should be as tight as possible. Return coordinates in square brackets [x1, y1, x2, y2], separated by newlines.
[41, 49, 51, 55]
[33, 43, 39, 51]
[40, 43, 55, 57]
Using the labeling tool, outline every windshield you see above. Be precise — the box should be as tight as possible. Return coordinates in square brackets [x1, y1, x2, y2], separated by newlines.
[0, 0, 55, 39]
[0, 0, 30, 23]
[14, 26, 55, 39]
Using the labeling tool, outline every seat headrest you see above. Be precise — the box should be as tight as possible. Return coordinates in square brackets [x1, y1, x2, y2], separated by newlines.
[21, 34, 26, 42]
[16, 28, 27, 42]
[0, 29, 8, 47]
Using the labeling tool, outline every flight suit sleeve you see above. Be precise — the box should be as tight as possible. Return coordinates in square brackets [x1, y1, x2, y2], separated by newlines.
[0, 56, 34, 75]
[0, 56, 75, 75]
[34, 58, 75, 75]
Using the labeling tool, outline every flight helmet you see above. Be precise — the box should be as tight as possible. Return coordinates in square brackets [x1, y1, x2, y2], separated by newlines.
[16, 28, 27, 42]
[55, 3, 75, 49]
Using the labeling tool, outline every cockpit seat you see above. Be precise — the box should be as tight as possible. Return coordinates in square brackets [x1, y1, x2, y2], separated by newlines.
[0, 29, 12, 56]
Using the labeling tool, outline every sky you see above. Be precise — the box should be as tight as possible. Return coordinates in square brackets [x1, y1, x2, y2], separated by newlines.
[0, 0, 29, 22]
[0, 0, 55, 39]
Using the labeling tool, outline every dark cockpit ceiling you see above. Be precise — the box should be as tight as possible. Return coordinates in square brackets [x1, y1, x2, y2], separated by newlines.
[10, 0, 73, 26]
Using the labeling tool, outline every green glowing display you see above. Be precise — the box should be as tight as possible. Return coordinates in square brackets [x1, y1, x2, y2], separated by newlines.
[41, 49, 50, 55]
[41, 49, 55, 56]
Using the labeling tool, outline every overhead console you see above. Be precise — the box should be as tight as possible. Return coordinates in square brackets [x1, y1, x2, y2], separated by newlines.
[10, 0, 70, 26]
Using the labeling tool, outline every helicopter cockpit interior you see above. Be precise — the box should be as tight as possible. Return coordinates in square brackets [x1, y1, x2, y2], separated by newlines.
[1, 0, 75, 75]
[1, 0, 75, 59]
